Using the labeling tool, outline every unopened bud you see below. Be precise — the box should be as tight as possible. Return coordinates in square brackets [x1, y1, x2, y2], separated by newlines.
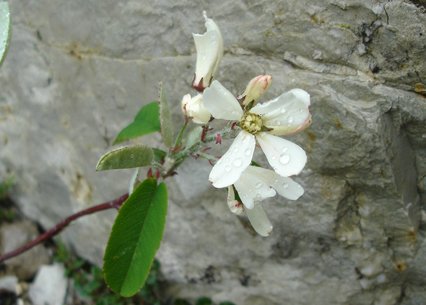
[227, 186, 244, 215]
[239, 75, 272, 107]
[181, 94, 211, 124]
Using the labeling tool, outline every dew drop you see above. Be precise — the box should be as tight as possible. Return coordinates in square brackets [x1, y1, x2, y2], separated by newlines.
[233, 159, 242, 167]
[280, 108, 287, 114]
[281, 147, 288, 153]
[288, 117, 294, 124]
[279, 154, 290, 165]
[244, 148, 252, 156]
[282, 183, 289, 189]
[255, 182, 262, 189]
[225, 165, 232, 172]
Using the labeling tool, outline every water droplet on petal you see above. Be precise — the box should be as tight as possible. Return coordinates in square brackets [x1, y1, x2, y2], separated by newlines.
[233, 159, 242, 167]
[279, 154, 290, 165]
[244, 148, 252, 156]
[225, 165, 232, 172]
[282, 183, 289, 189]
[280, 108, 286, 114]
[255, 182, 262, 189]
[281, 147, 288, 153]
[288, 117, 294, 124]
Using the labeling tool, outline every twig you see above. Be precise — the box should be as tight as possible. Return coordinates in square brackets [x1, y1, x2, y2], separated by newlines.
[0, 193, 129, 263]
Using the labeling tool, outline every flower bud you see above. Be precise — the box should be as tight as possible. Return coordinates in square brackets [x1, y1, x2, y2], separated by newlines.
[227, 186, 244, 215]
[239, 75, 272, 107]
[192, 12, 223, 92]
[181, 94, 211, 124]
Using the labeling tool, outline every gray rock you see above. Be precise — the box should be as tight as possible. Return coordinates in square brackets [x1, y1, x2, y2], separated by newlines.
[28, 264, 67, 305]
[0, 0, 425, 304]
[0, 275, 18, 293]
[0, 221, 50, 279]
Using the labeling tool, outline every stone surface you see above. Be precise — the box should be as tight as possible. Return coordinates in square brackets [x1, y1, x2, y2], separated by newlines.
[0, 0, 425, 304]
[0, 275, 18, 293]
[0, 221, 50, 279]
[28, 264, 67, 305]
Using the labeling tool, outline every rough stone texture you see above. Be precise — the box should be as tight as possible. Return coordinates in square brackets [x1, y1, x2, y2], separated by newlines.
[0, 1, 425, 304]
[0, 221, 50, 279]
[29, 264, 68, 305]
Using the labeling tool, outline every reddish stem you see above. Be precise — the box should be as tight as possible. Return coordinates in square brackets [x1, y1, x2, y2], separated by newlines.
[0, 193, 129, 263]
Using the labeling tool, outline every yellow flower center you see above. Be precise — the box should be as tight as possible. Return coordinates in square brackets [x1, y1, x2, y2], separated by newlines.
[240, 112, 263, 134]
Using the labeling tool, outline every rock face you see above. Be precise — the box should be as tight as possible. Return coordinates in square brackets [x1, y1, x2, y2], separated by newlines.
[29, 264, 68, 305]
[0, 221, 50, 279]
[0, 1, 425, 304]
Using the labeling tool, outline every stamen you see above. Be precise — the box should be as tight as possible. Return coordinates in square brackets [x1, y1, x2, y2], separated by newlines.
[240, 112, 263, 135]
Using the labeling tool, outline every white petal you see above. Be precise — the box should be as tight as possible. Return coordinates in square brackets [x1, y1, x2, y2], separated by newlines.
[203, 80, 243, 120]
[244, 166, 304, 200]
[192, 15, 223, 89]
[245, 203, 273, 237]
[256, 132, 307, 177]
[270, 175, 304, 200]
[251, 89, 311, 136]
[209, 131, 255, 188]
[234, 168, 276, 209]
[227, 186, 244, 215]
[184, 94, 211, 124]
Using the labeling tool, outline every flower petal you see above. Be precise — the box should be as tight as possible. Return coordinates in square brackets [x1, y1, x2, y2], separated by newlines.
[203, 80, 243, 121]
[234, 168, 276, 209]
[270, 175, 304, 200]
[192, 14, 223, 90]
[251, 89, 311, 136]
[256, 132, 307, 177]
[209, 131, 255, 188]
[244, 166, 304, 200]
[181, 94, 211, 124]
[227, 186, 244, 215]
[245, 203, 273, 237]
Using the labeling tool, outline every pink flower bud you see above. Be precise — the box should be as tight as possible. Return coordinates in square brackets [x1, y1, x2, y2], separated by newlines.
[239, 75, 272, 106]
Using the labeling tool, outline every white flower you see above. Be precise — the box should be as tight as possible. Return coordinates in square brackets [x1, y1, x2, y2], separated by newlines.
[203, 80, 311, 188]
[181, 94, 211, 124]
[227, 165, 305, 236]
[192, 12, 223, 92]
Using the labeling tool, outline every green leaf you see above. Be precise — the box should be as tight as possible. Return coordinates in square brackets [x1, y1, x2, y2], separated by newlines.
[103, 179, 168, 297]
[152, 148, 166, 164]
[0, 2, 10, 66]
[159, 83, 174, 147]
[96, 145, 153, 171]
[114, 102, 161, 144]
[0, 175, 14, 199]
[196, 297, 213, 305]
